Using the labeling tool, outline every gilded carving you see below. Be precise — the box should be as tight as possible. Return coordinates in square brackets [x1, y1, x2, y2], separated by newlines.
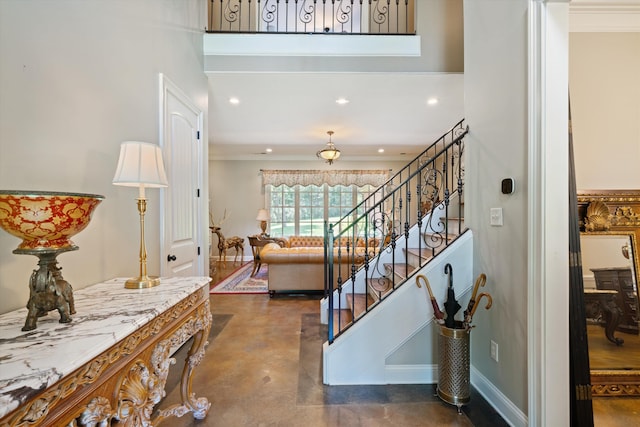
[611, 206, 640, 227]
[79, 396, 113, 427]
[115, 361, 163, 426]
[23, 398, 48, 423]
[592, 383, 640, 397]
[152, 300, 212, 424]
[4, 289, 208, 427]
[189, 348, 207, 368]
[584, 201, 611, 231]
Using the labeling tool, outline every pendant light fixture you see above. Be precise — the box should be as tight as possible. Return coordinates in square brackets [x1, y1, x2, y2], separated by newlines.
[316, 130, 341, 165]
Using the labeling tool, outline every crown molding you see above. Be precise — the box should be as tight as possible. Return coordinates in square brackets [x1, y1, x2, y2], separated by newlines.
[570, 1, 640, 32]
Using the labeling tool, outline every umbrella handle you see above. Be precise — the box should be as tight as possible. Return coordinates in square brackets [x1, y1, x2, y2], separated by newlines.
[416, 274, 445, 321]
[470, 273, 487, 303]
[444, 263, 453, 288]
[470, 292, 493, 318]
[416, 274, 435, 299]
[465, 273, 487, 316]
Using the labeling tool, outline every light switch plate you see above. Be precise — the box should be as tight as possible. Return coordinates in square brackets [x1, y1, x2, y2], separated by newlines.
[490, 208, 503, 226]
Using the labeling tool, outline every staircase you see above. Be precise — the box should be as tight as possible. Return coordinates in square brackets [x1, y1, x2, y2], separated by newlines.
[321, 120, 472, 385]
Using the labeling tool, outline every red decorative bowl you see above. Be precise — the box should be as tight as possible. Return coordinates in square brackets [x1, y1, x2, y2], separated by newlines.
[0, 190, 104, 251]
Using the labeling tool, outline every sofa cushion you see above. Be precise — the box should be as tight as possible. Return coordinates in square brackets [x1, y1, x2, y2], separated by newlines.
[286, 235, 375, 248]
[260, 243, 372, 265]
[287, 235, 323, 247]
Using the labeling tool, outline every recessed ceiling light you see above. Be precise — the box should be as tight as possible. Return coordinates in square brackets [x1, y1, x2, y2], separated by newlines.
[229, 97, 240, 105]
[265, 148, 273, 153]
[378, 148, 385, 153]
[336, 98, 350, 105]
[427, 97, 438, 106]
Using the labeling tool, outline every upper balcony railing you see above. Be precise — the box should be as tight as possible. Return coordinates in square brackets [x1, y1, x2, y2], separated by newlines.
[207, 0, 416, 35]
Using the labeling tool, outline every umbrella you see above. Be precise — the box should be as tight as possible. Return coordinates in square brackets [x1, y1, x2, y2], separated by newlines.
[464, 273, 487, 326]
[443, 263, 461, 328]
[416, 274, 444, 323]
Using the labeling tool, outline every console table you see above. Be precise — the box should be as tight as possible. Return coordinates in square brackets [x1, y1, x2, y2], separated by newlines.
[591, 267, 639, 335]
[0, 276, 212, 426]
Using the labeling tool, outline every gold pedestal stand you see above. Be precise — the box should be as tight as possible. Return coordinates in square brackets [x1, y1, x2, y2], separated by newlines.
[125, 198, 160, 289]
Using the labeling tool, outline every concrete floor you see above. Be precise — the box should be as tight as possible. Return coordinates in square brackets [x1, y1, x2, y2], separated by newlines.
[159, 291, 507, 426]
[157, 262, 639, 426]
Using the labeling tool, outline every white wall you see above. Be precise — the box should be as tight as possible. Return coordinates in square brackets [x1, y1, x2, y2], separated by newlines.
[463, 0, 531, 416]
[570, 32, 640, 190]
[0, 0, 208, 314]
[465, 2, 571, 424]
[208, 159, 408, 252]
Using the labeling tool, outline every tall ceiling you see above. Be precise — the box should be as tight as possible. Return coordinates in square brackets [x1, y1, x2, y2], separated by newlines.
[207, 72, 465, 161]
[205, 0, 640, 162]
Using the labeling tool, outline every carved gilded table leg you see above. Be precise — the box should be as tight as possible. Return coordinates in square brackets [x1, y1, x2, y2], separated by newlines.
[153, 299, 213, 424]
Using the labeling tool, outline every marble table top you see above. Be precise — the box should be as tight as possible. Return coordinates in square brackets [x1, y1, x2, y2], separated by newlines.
[0, 276, 211, 419]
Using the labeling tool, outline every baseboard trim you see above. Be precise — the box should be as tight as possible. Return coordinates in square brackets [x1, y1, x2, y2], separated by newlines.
[384, 364, 438, 384]
[471, 365, 528, 427]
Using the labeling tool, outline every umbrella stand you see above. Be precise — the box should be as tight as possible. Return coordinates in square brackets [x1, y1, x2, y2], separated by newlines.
[437, 263, 469, 412]
[437, 324, 471, 412]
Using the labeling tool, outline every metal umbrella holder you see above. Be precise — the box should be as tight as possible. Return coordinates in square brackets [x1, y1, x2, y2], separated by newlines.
[417, 268, 492, 413]
[437, 322, 471, 411]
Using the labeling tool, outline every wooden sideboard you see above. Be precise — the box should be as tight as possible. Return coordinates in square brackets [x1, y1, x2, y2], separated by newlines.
[0, 276, 212, 426]
[591, 267, 639, 335]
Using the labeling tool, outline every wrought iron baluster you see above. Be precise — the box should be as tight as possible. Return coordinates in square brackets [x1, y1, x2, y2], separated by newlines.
[335, 0, 352, 32]
[299, 0, 314, 32]
[443, 143, 450, 245]
[261, 0, 276, 31]
[325, 120, 468, 342]
[404, 0, 408, 33]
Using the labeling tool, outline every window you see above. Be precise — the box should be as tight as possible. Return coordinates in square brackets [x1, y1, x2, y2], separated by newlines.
[267, 184, 375, 237]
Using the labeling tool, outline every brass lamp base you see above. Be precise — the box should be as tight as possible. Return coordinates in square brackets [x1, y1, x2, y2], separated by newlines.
[124, 276, 161, 289]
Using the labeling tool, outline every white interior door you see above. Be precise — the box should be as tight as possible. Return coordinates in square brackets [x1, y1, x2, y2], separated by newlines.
[160, 74, 204, 276]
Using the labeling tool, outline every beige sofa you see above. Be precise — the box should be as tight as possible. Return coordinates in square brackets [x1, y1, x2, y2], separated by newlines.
[259, 236, 378, 296]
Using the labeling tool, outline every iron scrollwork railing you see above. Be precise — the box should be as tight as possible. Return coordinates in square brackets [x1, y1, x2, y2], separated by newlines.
[326, 119, 468, 343]
[208, 0, 416, 35]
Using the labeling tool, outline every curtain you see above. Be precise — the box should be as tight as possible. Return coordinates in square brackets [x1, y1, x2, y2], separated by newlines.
[261, 169, 390, 187]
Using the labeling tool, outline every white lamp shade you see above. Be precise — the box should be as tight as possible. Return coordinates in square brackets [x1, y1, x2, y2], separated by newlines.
[256, 209, 269, 222]
[318, 145, 341, 161]
[113, 141, 168, 188]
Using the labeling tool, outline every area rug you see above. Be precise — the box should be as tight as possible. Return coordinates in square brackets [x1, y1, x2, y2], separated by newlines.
[210, 263, 268, 294]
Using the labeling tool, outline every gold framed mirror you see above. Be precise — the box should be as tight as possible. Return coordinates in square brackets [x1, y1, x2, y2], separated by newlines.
[578, 190, 640, 396]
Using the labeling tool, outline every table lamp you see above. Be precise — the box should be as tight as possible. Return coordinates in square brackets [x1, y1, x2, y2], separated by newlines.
[113, 141, 168, 289]
[256, 209, 269, 236]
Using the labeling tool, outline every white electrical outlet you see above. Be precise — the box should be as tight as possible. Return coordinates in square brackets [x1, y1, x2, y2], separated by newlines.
[490, 340, 499, 362]
[490, 208, 503, 226]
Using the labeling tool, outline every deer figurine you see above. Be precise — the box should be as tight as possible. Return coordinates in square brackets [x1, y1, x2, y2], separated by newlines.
[210, 210, 244, 264]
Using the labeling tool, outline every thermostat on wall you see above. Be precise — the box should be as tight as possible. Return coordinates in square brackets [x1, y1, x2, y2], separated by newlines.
[501, 178, 515, 194]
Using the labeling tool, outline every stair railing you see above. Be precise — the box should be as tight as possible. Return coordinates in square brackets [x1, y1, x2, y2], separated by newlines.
[207, 0, 416, 35]
[326, 119, 468, 343]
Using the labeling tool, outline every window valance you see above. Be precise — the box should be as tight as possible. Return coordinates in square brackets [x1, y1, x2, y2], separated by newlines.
[261, 169, 390, 188]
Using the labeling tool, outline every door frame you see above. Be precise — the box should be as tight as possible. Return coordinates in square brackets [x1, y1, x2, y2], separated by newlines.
[158, 73, 206, 276]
